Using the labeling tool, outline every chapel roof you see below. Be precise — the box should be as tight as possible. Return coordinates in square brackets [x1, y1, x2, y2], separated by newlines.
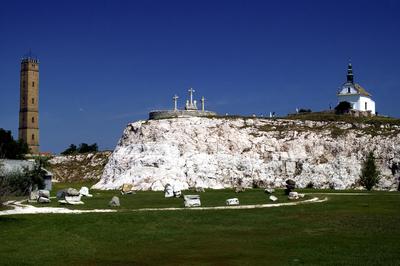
[354, 83, 371, 97]
[339, 63, 372, 97]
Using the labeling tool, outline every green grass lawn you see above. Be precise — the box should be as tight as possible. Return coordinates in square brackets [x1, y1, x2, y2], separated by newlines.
[1, 183, 400, 265]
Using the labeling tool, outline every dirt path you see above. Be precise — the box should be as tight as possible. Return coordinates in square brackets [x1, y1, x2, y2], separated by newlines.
[0, 200, 117, 216]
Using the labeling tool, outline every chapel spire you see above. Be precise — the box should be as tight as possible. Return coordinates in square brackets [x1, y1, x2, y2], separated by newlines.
[347, 61, 354, 83]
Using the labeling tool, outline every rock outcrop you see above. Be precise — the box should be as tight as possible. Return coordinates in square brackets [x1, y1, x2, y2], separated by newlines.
[93, 117, 400, 191]
[49, 151, 111, 181]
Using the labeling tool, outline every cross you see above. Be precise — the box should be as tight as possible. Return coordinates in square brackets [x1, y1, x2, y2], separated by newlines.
[173, 95, 179, 111]
[188, 88, 195, 105]
[201, 96, 205, 111]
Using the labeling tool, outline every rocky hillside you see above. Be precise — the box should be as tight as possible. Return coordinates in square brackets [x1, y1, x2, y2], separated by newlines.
[48, 151, 111, 182]
[93, 117, 400, 191]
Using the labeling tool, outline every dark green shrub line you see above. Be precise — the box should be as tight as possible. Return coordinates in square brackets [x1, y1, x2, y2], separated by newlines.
[61, 143, 99, 155]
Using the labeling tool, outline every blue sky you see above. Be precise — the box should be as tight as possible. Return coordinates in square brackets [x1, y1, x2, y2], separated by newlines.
[1, 0, 399, 153]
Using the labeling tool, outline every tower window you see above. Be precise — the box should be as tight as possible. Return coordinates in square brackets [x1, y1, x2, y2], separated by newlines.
[32, 134, 35, 140]
[32, 117, 35, 123]
[347, 87, 351, 93]
[22, 81, 25, 88]
[32, 98, 34, 104]
[32, 82, 35, 87]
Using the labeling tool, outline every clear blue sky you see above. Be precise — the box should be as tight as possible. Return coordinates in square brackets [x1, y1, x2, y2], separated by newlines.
[1, 0, 399, 153]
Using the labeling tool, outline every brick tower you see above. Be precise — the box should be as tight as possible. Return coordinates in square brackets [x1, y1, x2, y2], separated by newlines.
[19, 56, 40, 154]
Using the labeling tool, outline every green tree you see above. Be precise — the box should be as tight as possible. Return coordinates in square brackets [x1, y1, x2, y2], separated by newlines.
[360, 151, 380, 191]
[0, 128, 29, 159]
[61, 144, 78, 155]
[61, 143, 98, 155]
[77, 143, 98, 153]
[335, 101, 352, 115]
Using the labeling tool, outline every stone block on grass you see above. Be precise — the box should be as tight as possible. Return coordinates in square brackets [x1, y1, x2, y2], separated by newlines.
[184, 195, 201, 207]
[109, 196, 120, 207]
[269, 195, 278, 202]
[226, 198, 240, 206]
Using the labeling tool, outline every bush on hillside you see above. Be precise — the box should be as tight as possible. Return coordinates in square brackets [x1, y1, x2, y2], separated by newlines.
[298, 108, 312, 113]
[78, 143, 98, 153]
[61, 144, 78, 155]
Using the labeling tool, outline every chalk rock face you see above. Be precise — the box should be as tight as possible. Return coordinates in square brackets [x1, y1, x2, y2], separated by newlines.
[93, 117, 400, 191]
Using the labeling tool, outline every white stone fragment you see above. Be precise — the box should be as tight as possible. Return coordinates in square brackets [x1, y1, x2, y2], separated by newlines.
[29, 190, 39, 201]
[288, 192, 299, 200]
[269, 195, 278, 202]
[108, 196, 120, 207]
[173, 190, 182, 198]
[184, 195, 201, 207]
[62, 195, 84, 205]
[226, 198, 239, 206]
[164, 184, 174, 198]
[38, 190, 50, 198]
[38, 197, 50, 203]
[120, 184, 135, 194]
[265, 188, 275, 194]
[79, 187, 93, 197]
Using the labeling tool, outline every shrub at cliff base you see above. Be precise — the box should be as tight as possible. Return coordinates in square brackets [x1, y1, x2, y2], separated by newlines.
[0, 162, 45, 204]
[360, 151, 380, 191]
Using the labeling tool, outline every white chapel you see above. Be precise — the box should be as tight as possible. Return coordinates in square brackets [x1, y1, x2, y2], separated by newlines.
[337, 63, 376, 115]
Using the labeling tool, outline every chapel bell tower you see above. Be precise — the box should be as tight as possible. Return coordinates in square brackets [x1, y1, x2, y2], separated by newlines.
[19, 55, 40, 154]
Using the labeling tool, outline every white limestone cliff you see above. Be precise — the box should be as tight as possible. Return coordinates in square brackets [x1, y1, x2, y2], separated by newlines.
[93, 117, 400, 191]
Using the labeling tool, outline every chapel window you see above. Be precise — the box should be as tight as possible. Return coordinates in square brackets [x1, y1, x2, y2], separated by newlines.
[365, 102, 368, 110]
[32, 81, 35, 87]
[32, 134, 35, 140]
[32, 117, 35, 123]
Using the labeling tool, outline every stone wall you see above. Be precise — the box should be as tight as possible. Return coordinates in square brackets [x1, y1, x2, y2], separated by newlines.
[149, 110, 217, 120]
